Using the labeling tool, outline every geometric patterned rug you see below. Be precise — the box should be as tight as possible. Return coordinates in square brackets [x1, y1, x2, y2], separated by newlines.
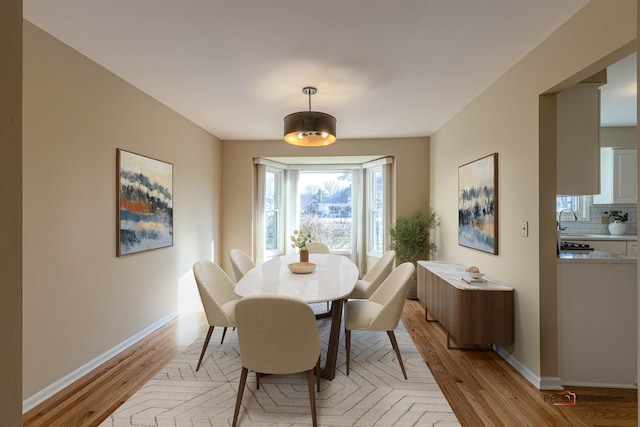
[101, 308, 460, 427]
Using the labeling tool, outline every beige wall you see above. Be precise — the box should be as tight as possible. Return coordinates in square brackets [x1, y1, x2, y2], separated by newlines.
[430, 0, 636, 383]
[22, 21, 221, 400]
[220, 137, 429, 274]
[1, 0, 23, 424]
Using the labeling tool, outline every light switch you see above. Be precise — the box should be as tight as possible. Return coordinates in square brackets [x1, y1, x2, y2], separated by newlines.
[521, 221, 528, 237]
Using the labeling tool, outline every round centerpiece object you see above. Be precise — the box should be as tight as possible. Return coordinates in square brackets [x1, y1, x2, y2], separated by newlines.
[288, 262, 316, 274]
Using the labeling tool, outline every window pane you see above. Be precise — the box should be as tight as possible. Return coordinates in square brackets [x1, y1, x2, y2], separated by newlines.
[556, 196, 578, 212]
[298, 171, 352, 250]
[556, 195, 591, 221]
[371, 169, 383, 252]
[265, 171, 275, 210]
[265, 210, 278, 250]
[264, 169, 282, 256]
[373, 170, 383, 210]
[371, 210, 383, 252]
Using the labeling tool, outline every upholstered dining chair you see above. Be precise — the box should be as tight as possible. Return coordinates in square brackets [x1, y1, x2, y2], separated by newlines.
[192, 260, 241, 371]
[229, 249, 255, 282]
[348, 250, 396, 300]
[232, 295, 322, 427]
[344, 261, 415, 379]
[305, 241, 331, 254]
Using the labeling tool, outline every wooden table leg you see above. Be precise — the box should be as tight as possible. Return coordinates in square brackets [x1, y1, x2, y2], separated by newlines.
[320, 298, 343, 380]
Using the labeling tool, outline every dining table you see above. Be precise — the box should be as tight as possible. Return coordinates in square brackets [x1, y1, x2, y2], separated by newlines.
[234, 253, 359, 380]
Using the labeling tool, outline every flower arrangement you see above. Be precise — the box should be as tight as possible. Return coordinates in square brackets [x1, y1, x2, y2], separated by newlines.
[290, 225, 315, 250]
[605, 210, 629, 223]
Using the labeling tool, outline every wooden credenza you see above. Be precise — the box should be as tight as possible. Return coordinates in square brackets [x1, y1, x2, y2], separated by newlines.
[417, 261, 514, 348]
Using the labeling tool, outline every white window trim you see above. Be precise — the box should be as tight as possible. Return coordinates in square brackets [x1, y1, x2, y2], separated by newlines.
[255, 156, 394, 271]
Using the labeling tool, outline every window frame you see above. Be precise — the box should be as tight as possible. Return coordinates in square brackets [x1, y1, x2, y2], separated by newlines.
[255, 156, 393, 271]
[366, 165, 384, 256]
[556, 195, 592, 221]
[264, 166, 285, 258]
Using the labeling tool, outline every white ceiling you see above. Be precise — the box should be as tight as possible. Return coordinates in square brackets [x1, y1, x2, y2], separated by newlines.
[26, 0, 630, 141]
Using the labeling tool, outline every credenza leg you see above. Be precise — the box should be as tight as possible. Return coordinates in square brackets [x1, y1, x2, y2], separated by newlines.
[446, 332, 492, 351]
[425, 309, 438, 322]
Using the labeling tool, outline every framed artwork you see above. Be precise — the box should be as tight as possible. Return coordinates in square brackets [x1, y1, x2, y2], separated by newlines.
[117, 149, 173, 256]
[458, 153, 498, 255]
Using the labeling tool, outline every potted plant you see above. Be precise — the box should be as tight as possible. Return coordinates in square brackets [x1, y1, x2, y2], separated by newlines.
[605, 210, 629, 235]
[388, 208, 439, 299]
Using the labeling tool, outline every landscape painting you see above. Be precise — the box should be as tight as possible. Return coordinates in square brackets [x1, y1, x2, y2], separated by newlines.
[458, 153, 498, 254]
[117, 149, 173, 256]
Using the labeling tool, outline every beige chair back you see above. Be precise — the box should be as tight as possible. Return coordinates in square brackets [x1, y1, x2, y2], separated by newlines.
[235, 295, 321, 375]
[193, 260, 240, 327]
[367, 262, 415, 330]
[362, 250, 395, 283]
[350, 250, 396, 299]
[305, 241, 331, 254]
[229, 249, 255, 282]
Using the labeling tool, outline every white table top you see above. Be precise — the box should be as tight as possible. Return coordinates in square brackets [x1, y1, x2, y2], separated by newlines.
[418, 260, 513, 291]
[234, 254, 359, 303]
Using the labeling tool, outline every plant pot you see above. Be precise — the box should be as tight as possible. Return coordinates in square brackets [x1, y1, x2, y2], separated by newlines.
[406, 277, 418, 300]
[608, 221, 627, 235]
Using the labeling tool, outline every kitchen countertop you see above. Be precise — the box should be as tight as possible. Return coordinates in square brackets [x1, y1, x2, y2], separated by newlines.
[558, 250, 636, 263]
[561, 233, 637, 241]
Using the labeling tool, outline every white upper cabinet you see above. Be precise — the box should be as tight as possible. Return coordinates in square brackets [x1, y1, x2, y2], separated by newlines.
[556, 85, 602, 195]
[593, 147, 637, 204]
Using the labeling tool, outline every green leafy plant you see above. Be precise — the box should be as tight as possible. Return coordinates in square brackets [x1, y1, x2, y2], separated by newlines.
[388, 208, 440, 266]
[290, 225, 316, 249]
[605, 210, 629, 223]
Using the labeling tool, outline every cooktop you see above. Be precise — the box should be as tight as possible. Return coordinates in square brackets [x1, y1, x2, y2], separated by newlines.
[560, 241, 594, 251]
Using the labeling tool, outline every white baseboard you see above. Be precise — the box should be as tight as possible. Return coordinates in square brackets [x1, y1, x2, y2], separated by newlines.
[494, 346, 637, 390]
[494, 345, 563, 391]
[561, 380, 638, 389]
[22, 312, 178, 413]
[539, 376, 564, 391]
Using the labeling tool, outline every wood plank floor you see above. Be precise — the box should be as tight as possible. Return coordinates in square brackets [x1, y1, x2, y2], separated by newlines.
[23, 300, 637, 426]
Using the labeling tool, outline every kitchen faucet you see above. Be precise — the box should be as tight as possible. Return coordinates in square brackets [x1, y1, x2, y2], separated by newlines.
[557, 208, 578, 231]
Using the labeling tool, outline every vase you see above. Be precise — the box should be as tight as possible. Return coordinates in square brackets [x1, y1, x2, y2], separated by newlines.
[608, 221, 626, 235]
[299, 249, 309, 263]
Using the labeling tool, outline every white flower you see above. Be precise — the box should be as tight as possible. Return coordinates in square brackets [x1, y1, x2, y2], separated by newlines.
[290, 225, 315, 249]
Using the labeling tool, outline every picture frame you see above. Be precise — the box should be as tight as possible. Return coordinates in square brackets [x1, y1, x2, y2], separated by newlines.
[117, 149, 173, 256]
[458, 153, 498, 255]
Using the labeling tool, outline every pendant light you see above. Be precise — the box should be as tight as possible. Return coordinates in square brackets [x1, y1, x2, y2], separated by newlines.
[283, 87, 337, 146]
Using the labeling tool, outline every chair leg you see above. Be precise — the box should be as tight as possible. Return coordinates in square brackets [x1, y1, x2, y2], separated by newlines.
[256, 371, 260, 390]
[220, 326, 228, 344]
[196, 326, 214, 371]
[315, 359, 321, 392]
[232, 367, 248, 427]
[387, 330, 407, 379]
[306, 369, 318, 427]
[345, 329, 351, 375]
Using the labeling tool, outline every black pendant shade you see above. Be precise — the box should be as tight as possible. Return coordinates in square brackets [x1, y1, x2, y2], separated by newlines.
[283, 87, 337, 147]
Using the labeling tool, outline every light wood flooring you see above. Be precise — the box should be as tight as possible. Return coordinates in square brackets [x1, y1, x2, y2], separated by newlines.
[23, 300, 637, 426]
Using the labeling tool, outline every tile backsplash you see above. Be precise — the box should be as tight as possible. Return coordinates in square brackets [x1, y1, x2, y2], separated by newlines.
[560, 203, 637, 235]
